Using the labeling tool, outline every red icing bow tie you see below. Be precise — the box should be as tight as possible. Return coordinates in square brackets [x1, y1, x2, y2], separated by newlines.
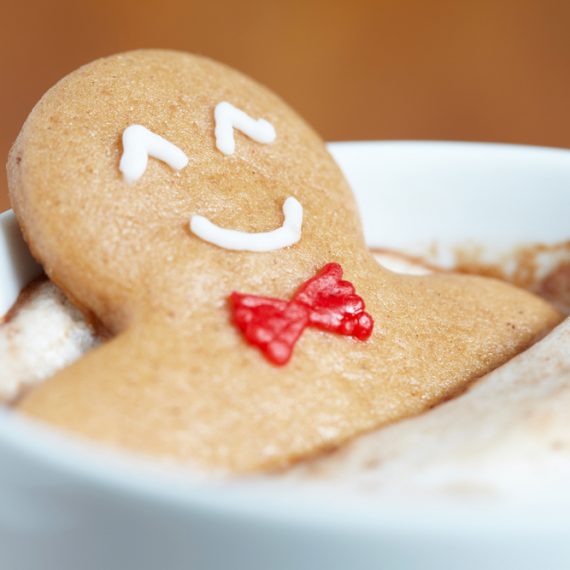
[230, 263, 374, 365]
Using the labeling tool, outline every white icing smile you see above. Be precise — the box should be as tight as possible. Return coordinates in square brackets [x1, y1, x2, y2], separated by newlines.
[120, 112, 299, 253]
[119, 125, 189, 183]
[189, 197, 303, 252]
[214, 102, 276, 155]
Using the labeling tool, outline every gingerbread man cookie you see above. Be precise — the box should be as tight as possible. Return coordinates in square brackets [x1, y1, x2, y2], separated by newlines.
[7, 50, 562, 473]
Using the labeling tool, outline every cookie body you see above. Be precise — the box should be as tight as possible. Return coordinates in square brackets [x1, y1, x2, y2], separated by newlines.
[8, 50, 562, 472]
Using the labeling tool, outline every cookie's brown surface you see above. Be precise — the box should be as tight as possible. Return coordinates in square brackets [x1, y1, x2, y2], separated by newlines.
[7, 50, 562, 473]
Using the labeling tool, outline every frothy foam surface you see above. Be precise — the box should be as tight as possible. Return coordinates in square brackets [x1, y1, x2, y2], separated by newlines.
[0, 280, 99, 403]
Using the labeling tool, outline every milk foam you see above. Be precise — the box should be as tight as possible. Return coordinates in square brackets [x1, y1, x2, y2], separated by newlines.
[0, 280, 99, 403]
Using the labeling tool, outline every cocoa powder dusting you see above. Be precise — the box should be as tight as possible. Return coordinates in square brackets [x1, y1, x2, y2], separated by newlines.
[372, 241, 570, 314]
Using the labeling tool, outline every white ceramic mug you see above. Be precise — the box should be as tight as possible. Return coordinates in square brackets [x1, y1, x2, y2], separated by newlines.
[1, 141, 569, 570]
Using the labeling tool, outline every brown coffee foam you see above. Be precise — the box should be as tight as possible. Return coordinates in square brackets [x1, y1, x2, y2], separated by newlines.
[453, 241, 570, 310]
[371, 243, 570, 314]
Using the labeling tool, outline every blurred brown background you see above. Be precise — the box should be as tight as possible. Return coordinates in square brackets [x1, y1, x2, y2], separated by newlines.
[1, 0, 570, 211]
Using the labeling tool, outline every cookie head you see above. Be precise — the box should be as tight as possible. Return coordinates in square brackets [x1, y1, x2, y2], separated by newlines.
[8, 50, 363, 332]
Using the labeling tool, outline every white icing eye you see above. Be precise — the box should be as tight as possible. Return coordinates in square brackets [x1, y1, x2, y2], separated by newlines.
[214, 102, 276, 156]
[119, 125, 189, 184]
[190, 197, 303, 252]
